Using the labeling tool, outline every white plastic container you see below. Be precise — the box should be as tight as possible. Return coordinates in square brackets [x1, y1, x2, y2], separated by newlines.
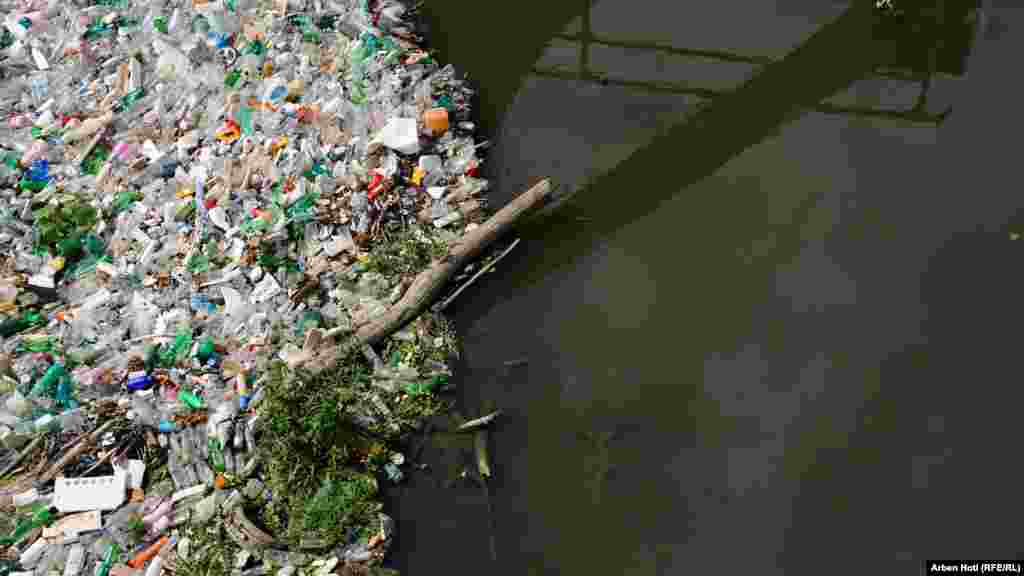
[377, 117, 421, 155]
[53, 473, 126, 513]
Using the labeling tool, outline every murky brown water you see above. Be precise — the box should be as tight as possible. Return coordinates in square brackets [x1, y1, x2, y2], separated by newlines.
[386, 2, 1024, 574]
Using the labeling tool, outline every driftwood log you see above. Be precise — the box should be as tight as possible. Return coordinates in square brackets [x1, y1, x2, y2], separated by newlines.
[295, 178, 553, 373]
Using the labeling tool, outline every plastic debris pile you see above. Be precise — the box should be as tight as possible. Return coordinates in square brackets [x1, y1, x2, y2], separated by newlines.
[0, 0, 491, 573]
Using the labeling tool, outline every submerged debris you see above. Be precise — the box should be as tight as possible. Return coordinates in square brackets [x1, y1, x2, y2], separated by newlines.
[456, 410, 501, 433]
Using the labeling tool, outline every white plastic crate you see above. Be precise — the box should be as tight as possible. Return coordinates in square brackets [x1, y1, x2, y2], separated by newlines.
[53, 473, 126, 513]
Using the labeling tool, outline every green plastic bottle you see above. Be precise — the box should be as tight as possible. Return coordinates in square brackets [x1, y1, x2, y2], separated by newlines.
[285, 193, 318, 220]
[242, 39, 266, 56]
[116, 87, 146, 112]
[296, 310, 322, 337]
[286, 14, 311, 28]
[0, 505, 57, 546]
[83, 20, 114, 41]
[31, 363, 65, 397]
[20, 336, 55, 353]
[55, 374, 78, 410]
[112, 190, 141, 214]
[112, 16, 139, 30]
[0, 310, 45, 337]
[159, 329, 193, 367]
[83, 233, 105, 257]
[197, 337, 216, 362]
[144, 342, 160, 372]
[237, 105, 255, 135]
[178, 389, 204, 410]
[302, 29, 321, 44]
[224, 69, 241, 89]
[96, 542, 120, 576]
[208, 437, 225, 474]
[187, 253, 209, 273]
[0, 28, 14, 51]
[17, 177, 48, 192]
[317, 14, 338, 30]
[79, 144, 111, 175]
[57, 232, 84, 258]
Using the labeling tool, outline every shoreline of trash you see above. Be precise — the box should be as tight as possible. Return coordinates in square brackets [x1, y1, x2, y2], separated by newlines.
[0, 1, 547, 574]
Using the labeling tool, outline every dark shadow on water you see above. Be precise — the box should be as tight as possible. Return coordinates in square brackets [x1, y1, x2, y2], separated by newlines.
[383, 1, 982, 574]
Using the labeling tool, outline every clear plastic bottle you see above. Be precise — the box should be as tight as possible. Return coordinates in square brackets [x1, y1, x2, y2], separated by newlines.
[130, 395, 158, 428]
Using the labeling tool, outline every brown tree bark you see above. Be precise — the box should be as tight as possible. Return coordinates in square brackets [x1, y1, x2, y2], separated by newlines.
[295, 178, 553, 373]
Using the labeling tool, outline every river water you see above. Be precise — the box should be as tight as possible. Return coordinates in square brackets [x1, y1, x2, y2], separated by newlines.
[385, 1, 1024, 574]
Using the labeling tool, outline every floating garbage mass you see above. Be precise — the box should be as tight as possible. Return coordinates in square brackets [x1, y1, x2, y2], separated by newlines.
[0, 0, 526, 573]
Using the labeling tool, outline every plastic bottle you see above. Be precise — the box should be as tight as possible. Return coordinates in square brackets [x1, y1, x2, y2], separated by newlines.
[191, 493, 218, 524]
[56, 407, 86, 433]
[0, 310, 45, 337]
[0, 505, 57, 546]
[64, 543, 85, 576]
[96, 542, 120, 576]
[143, 556, 163, 576]
[55, 373, 78, 410]
[29, 362, 64, 397]
[166, 451, 190, 489]
[223, 447, 236, 475]
[236, 371, 251, 410]
[177, 389, 203, 410]
[196, 337, 216, 362]
[207, 437, 225, 474]
[61, 112, 113, 144]
[130, 394, 158, 428]
[126, 535, 169, 569]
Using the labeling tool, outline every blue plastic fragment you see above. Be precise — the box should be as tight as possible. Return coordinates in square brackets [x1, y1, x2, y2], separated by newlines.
[27, 159, 49, 182]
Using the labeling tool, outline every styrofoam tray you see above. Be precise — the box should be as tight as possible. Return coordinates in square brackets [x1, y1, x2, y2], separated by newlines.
[53, 473, 126, 513]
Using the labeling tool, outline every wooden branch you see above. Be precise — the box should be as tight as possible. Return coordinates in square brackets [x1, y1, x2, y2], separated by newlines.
[297, 178, 553, 373]
[456, 410, 502, 432]
[36, 419, 117, 485]
[0, 435, 43, 479]
[439, 238, 521, 311]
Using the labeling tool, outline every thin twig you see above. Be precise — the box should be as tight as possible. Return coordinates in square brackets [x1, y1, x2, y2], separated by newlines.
[438, 238, 521, 311]
[123, 333, 176, 344]
[37, 420, 118, 486]
[78, 434, 135, 477]
[0, 436, 44, 479]
[456, 410, 502, 433]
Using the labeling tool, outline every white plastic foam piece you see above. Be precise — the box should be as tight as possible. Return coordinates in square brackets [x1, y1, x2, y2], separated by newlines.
[53, 473, 126, 513]
[377, 117, 421, 155]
